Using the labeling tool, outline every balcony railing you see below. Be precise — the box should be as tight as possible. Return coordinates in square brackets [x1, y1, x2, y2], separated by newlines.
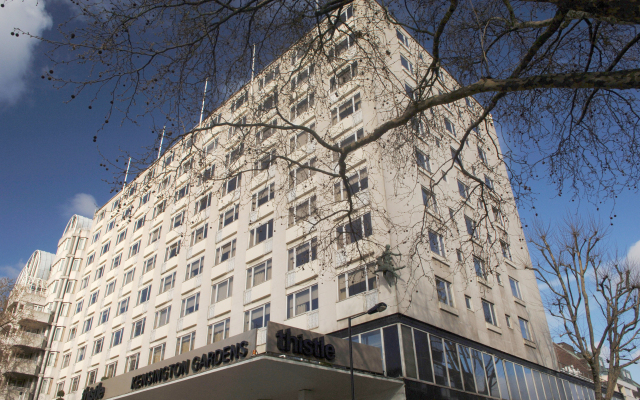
[12, 332, 47, 349]
[6, 359, 40, 376]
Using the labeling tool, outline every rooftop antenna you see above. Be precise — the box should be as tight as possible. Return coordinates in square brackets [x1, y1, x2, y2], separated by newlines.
[199, 79, 209, 126]
[251, 43, 256, 96]
[123, 157, 131, 189]
[157, 126, 165, 160]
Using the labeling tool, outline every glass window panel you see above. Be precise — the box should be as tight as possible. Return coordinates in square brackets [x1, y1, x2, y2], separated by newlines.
[348, 269, 367, 296]
[413, 330, 433, 383]
[361, 330, 384, 373]
[505, 361, 522, 400]
[382, 326, 402, 378]
[459, 345, 476, 393]
[525, 367, 539, 400]
[295, 288, 310, 315]
[570, 383, 579, 400]
[494, 357, 509, 400]
[557, 379, 569, 400]
[401, 326, 417, 379]
[445, 340, 463, 390]
[515, 364, 530, 400]
[430, 335, 448, 386]
[534, 370, 547, 400]
[547, 375, 561, 400]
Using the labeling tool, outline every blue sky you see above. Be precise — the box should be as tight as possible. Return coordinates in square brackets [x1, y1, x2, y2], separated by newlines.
[1, 0, 639, 377]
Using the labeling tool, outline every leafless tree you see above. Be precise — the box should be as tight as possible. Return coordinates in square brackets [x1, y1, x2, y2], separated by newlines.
[529, 217, 640, 400]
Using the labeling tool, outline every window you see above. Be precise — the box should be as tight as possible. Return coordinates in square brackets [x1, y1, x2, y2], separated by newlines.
[56, 381, 65, 395]
[493, 207, 505, 227]
[65, 280, 76, 294]
[328, 33, 356, 59]
[134, 216, 145, 232]
[100, 241, 111, 256]
[165, 241, 180, 261]
[400, 55, 413, 74]
[53, 327, 64, 341]
[450, 147, 462, 167]
[92, 337, 104, 355]
[336, 212, 373, 249]
[116, 230, 127, 245]
[48, 352, 59, 367]
[212, 277, 233, 303]
[106, 219, 116, 232]
[331, 93, 361, 125]
[195, 192, 212, 213]
[185, 257, 204, 280]
[149, 343, 166, 365]
[222, 173, 242, 196]
[82, 318, 93, 333]
[288, 195, 317, 227]
[201, 164, 215, 182]
[154, 306, 171, 328]
[416, 149, 431, 172]
[149, 227, 162, 244]
[62, 353, 71, 368]
[484, 174, 494, 190]
[175, 184, 189, 201]
[110, 328, 124, 347]
[231, 92, 248, 112]
[287, 284, 318, 319]
[98, 308, 110, 325]
[252, 183, 275, 211]
[496, 273, 503, 285]
[95, 265, 105, 280]
[465, 216, 479, 239]
[429, 231, 445, 256]
[478, 146, 488, 164]
[332, 128, 364, 161]
[255, 120, 278, 144]
[105, 362, 118, 379]
[178, 158, 193, 176]
[288, 157, 317, 189]
[334, 167, 368, 201]
[143, 255, 156, 274]
[80, 276, 89, 290]
[218, 204, 239, 229]
[123, 268, 135, 285]
[176, 332, 196, 355]
[136, 285, 152, 305]
[131, 318, 145, 338]
[77, 346, 87, 362]
[191, 223, 208, 246]
[208, 318, 230, 344]
[125, 353, 139, 372]
[444, 118, 456, 136]
[215, 239, 236, 264]
[519, 318, 532, 341]
[140, 191, 151, 206]
[181, 293, 200, 317]
[67, 327, 77, 341]
[96, 210, 105, 222]
[116, 297, 129, 316]
[159, 175, 171, 190]
[288, 238, 317, 271]
[465, 295, 472, 310]
[482, 300, 497, 326]
[86, 253, 95, 266]
[501, 241, 512, 260]
[152, 201, 166, 218]
[505, 315, 512, 328]
[249, 219, 274, 247]
[509, 277, 522, 300]
[170, 210, 185, 229]
[159, 272, 177, 294]
[291, 63, 314, 90]
[405, 82, 414, 99]
[259, 65, 280, 90]
[474, 257, 486, 279]
[70, 376, 81, 393]
[60, 303, 70, 316]
[436, 278, 454, 307]
[422, 188, 438, 213]
[128, 240, 141, 258]
[111, 253, 122, 270]
[330, 61, 358, 91]
[225, 143, 245, 164]
[338, 264, 377, 301]
[88, 290, 99, 306]
[244, 303, 270, 331]
[457, 180, 469, 199]
[396, 28, 408, 46]
[246, 259, 272, 289]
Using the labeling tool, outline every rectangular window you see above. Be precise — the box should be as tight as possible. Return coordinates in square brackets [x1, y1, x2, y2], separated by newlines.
[478, 146, 488, 164]
[152, 201, 166, 219]
[82, 318, 93, 333]
[125, 353, 139, 372]
[176, 332, 195, 355]
[190, 223, 208, 246]
[252, 183, 276, 211]
[291, 63, 313, 90]
[136, 285, 152, 305]
[116, 230, 127, 245]
[165, 241, 180, 261]
[436, 278, 454, 307]
[143, 255, 156, 274]
[65, 280, 76, 293]
[116, 297, 129, 316]
[225, 142, 245, 164]
[181, 293, 200, 317]
[100, 241, 111, 256]
[88, 290, 99, 306]
[128, 240, 141, 258]
[458, 180, 469, 199]
[76, 346, 86, 362]
[208, 318, 230, 344]
[288, 157, 317, 189]
[465, 216, 479, 239]
[290, 92, 315, 120]
[70, 376, 80, 393]
[474, 257, 486, 279]
[222, 173, 242, 196]
[485, 174, 495, 190]
[249, 219, 274, 247]
[330, 61, 358, 91]
[212, 277, 233, 303]
[67, 328, 76, 342]
[465, 296, 472, 310]
[290, 125, 314, 152]
[519, 318, 532, 341]
[336, 212, 373, 249]
[400, 55, 413, 74]
[288, 238, 317, 271]
[201, 164, 215, 183]
[92, 337, 104, 355]
[482, 300, 498, 326]
[429, 231, 445, 256]
[149, 343, 166, 365]
[159, 272, 177, 294]
[215, 239, 237, 265]
[62, 353, 71, 368]
[334, 167, 368, 201]
[195, 192, 212, 213]
[259, 65, 280, 90]
[444, 118, 456, 136]
[140, 191, 151, 206]
[416, 149, 431, 172]
[131, 318, 146, 338]
[185, 257, 204, 281]
[110, 328, 124, 347]
[288, 195, 317, 227]
[421, 188, 437, 213]
[134, 216, 145, 232]
[331, 93, 361, 125]
[287, 284, 318, 319]
[396, 28, 408, 46]
[111, 253, 122, 270]
[246, 259, 272, 289]
[106, 219, 116, 232]
[510, 277, 522, 299]
[175, 184, 189, 201]
[243, 303, 270, 331]
[98, 308, 110, 325]
[338, 263, 377, 301]
[123, 268, 135, 285]
[105, 362, 118, 379]
[218, 204, 239, 230]
[80, 276, 89, 290]
[502, 241, 512, 260]
[86, 253, 95, 266]
[170, 210, 185, 230]
[255, 121, 277, 144]
[149, 226, 162, 244]
[332, 128, 364, 161]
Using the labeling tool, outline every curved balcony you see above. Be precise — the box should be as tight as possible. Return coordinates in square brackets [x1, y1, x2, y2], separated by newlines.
[11, 333, 47, 350]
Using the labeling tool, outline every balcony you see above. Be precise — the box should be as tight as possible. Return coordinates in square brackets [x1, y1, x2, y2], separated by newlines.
[12, 332, 46, 349]
[6, 359, 40, 376]
[20, 309, 53, 326]
[1, 386, 33, 400]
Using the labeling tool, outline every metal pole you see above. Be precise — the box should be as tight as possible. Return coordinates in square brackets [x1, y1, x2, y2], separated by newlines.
[123, 157, 131, 189]
[157, 127, 165, 160]
[199, 79, 208, 125]
[349, 316, 355, 400]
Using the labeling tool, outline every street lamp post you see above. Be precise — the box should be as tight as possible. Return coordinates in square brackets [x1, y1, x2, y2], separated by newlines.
[348, 302, 387, 400]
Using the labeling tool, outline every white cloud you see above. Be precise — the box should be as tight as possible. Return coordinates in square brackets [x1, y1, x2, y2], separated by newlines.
[62, 193, 98, 218]
[628, 239, 640, 264]
[0, 0, 52, 105]
[0, 261, 25, 279]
